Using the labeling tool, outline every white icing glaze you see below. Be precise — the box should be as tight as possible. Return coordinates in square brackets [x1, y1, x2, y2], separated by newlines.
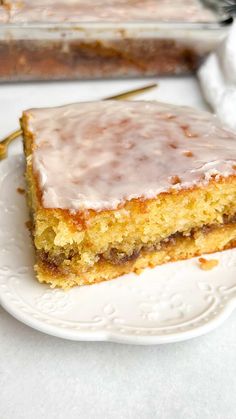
[25, 100, 236, 211]
[198, 21, 236, 131]
[4, 0, 215, 23]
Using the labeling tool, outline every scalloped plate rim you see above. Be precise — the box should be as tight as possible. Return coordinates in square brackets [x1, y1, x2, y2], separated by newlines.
[1, 291, 236, 344]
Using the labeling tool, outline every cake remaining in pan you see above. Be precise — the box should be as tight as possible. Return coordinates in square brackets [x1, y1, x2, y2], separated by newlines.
[2, 0, 216, 23]
[21, 101, 236, 288]
[0, 0, 227, 81]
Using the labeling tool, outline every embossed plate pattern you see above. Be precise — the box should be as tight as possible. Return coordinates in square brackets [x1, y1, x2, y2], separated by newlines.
[0, 155, 236, 344]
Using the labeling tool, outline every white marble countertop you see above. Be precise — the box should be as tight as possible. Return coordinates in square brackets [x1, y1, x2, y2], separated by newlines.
[0, 77, 236, 419]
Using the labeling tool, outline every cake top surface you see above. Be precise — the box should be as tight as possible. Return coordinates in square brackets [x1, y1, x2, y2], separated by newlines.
[3, 0, 216, 23]
[25, 100, 236, 211]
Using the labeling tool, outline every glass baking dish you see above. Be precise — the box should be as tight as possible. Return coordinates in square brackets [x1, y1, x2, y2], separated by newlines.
[0, 2, 232, 81]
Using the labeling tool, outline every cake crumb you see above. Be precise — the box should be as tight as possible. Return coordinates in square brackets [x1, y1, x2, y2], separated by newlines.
[25, 220, 32, 231]
[198, 257, 219, 271]
[17, 187, 25, 195]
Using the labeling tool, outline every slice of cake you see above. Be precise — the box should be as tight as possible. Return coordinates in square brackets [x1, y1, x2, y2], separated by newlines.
[21, 101, 236, 289]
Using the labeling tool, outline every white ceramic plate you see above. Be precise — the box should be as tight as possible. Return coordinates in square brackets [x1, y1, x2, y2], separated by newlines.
[0, 155, 236, 344]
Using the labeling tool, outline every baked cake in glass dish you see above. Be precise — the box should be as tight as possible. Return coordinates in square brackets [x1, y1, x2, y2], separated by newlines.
[0, 0, 226, 81]
[21, 101, 236, 289]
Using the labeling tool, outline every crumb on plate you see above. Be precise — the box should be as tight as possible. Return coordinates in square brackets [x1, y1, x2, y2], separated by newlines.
[25, 220, 32, 231]
[17, 187, 25, 195]
[198, 257, 219, 271]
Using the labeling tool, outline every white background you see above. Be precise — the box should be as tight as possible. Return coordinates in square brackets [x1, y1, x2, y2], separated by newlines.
[0, 77, 236, 419]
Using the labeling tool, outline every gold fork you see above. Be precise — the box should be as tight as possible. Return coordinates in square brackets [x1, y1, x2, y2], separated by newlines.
[0, 129, 23, 160]
[0, 83, 157, 161]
